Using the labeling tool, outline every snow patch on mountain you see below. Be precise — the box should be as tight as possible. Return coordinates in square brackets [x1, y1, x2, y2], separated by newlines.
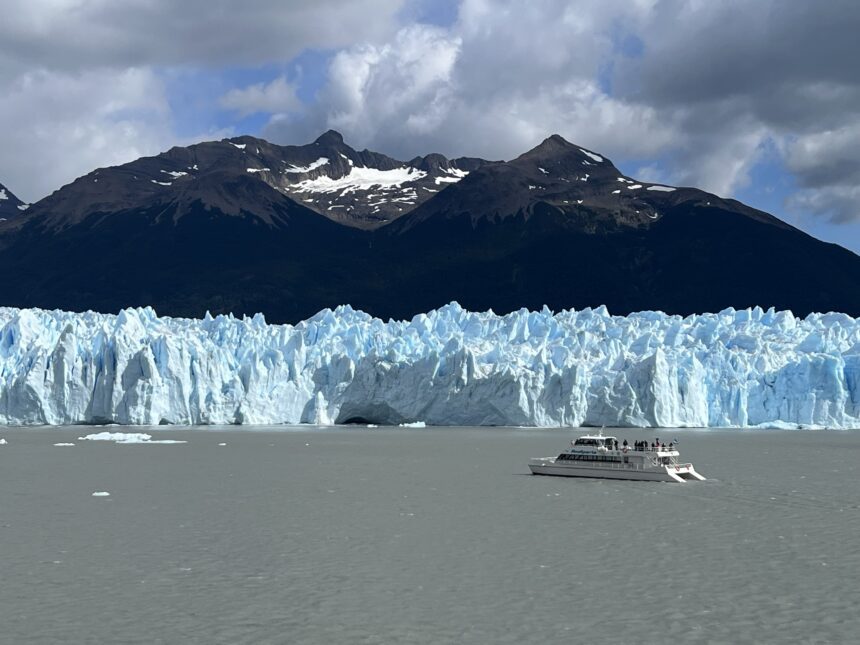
[0, 189, 7, 200]
[283, 158, 329, 174]
[647, 185, 676, 192]
[1, 304, 859, 428]
[292, 166, 428, 195]
[579, 149, 604, 163]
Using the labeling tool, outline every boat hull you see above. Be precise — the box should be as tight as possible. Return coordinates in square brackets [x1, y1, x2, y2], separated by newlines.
[528, 462, 705, 482]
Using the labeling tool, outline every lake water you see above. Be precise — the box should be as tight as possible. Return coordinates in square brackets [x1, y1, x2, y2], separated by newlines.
[1, 426, 858, 644]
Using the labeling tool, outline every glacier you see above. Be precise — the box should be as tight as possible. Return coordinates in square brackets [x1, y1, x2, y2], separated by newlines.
[1, 303, 859, 428]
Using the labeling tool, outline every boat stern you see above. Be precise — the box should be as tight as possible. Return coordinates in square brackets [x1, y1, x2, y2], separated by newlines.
[665, 463, 706, 482]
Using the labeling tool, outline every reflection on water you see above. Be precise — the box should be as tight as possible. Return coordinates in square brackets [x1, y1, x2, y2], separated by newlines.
[1, 427, 859, 644]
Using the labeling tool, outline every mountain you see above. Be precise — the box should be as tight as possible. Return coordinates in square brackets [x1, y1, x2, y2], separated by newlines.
[27, 130, 490, 231]
[1, 131, 860, 322]
[0, 181, 28, 221]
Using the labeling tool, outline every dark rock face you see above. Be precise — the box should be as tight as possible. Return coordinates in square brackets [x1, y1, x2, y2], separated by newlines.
[0, 181, 27, 221]
[2, 132, 860, 322]
[24, 132, 491, 232]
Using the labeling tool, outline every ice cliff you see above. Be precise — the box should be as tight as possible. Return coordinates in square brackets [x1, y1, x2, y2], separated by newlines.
[1, 303, 859, 428]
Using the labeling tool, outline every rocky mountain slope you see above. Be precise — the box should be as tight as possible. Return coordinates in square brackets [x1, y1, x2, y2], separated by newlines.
[25, 130, 488, 231]
[0, 181, 28, 221]
[1, 132, 859, 322]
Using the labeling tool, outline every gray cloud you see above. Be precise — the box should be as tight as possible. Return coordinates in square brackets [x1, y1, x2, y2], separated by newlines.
[613, 0, 860, 219]
[0, 0, 403, 73]
[238, 0, 860, 224]
[261, 1, 676, 164]
[0, 0, 405, 201]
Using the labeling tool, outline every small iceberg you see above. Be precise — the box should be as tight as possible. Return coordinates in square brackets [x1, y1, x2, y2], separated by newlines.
[91, 491, 110, 497]
[78, 432, 186, 444]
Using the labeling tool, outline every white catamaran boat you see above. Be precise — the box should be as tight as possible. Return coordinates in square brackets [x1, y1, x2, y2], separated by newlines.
[529, 432, 706, 482]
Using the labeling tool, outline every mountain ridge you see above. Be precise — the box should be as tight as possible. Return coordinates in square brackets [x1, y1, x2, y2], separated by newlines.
[0, 181, 28, 221]
[1, 131, 859, 322]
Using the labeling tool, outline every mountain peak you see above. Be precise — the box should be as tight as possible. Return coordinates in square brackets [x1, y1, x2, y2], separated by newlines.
[314, 130, 345, 146]
[514, 134, 612, 170]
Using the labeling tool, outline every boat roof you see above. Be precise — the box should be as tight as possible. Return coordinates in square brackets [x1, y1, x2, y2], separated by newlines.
[576, 435, 617, 441]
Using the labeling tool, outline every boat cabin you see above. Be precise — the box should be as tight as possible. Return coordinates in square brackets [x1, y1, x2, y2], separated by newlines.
[572, 436, 616, 449]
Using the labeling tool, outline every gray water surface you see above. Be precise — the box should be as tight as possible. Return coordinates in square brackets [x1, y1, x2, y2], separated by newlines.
[1, 427, 859, 644]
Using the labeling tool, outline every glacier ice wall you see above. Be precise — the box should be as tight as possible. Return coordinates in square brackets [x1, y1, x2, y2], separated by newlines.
[1, 303, 859, 428]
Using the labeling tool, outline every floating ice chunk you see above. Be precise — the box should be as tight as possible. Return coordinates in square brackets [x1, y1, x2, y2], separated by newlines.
[647, 185, 677, 192]
[78, 432, 186, 444]
[218, 442, 227, 446]
[283, 158, 329, 174]
[92, 491, 110, 497]
[579, 149, 604, 163]
[399, 421, 427, 428]
[53, 442, 75, 446]
[0, 438, 7, 445]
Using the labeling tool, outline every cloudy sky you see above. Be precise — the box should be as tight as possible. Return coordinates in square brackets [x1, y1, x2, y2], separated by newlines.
[2, 0, 859, 251]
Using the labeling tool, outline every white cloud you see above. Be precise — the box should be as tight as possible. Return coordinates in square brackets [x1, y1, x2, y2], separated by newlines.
[0, 0, 407, 201]
[260, 5, 677, 164]
[0, 68, 174, 201]
[220, 76, 300, 118]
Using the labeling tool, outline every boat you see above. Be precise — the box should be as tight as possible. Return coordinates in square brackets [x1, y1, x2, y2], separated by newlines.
[528, 432, 706, 482]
